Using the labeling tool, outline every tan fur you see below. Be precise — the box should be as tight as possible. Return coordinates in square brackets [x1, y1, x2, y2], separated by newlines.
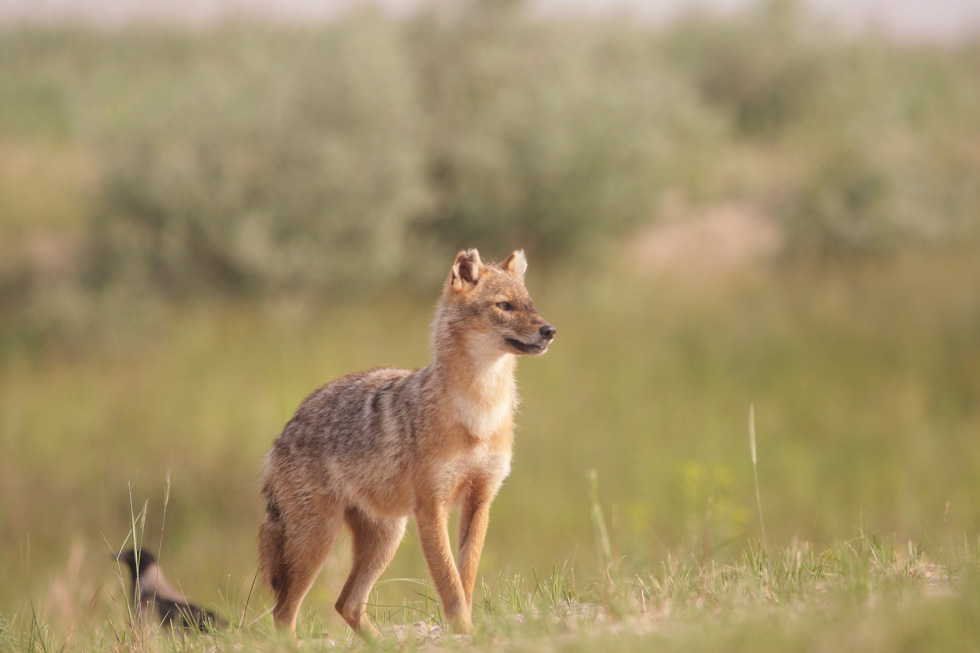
[259, 249, 555, 637]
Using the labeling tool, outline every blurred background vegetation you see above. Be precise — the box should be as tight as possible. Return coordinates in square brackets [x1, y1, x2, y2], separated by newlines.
[1, 0, 979, 637]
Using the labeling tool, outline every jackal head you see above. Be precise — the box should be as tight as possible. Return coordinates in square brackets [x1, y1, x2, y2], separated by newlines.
[442, 249, 556, 357]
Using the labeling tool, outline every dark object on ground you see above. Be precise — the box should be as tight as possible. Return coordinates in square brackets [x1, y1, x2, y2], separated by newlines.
[115, 548, 225, 632]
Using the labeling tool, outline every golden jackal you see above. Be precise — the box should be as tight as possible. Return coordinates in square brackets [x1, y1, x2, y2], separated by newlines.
[259, 249, 555, 637]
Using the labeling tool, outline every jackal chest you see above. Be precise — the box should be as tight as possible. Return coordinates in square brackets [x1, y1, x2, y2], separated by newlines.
[439, 444, 512, 503]
[448, 390, 514, 441]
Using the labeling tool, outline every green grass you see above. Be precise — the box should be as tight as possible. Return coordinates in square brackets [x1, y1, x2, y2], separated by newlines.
[3, 527, 979, 650]
[2, 250, 979, 648]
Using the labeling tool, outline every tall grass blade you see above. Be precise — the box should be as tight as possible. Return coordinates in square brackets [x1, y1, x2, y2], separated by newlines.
[750, 404, 767, 546]
[588, 469, 613, 571]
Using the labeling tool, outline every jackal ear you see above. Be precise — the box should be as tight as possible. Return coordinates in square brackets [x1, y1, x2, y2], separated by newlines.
[449, 249, 485, 292]
[501, 250, 527, 278]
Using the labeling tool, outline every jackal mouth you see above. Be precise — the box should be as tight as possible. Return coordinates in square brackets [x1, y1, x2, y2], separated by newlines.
[505, 338, 548, 355]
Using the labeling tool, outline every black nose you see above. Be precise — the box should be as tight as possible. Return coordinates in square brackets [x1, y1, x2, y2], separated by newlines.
[540, 324, 556, 340]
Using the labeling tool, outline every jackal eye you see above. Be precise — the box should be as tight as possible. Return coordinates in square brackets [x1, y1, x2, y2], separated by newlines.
[496, 301, 514, 311]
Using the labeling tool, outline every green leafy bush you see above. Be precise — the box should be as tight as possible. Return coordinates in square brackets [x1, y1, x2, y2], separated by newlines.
[2, 1, 979, 302]
[91, 17, 432, 294]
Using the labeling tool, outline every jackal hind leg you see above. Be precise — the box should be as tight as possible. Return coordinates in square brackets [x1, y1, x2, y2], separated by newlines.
[265, 495, 344, 635]
[334, 507, 407, 638]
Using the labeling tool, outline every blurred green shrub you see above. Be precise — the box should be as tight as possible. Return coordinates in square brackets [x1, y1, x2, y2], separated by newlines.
[778, 41, 980, 254]
[409, 11, 723, 260]
[662, 0, 830, 136]
[660, 0, 980, 255]
[91, 16, 432, 294]
[85, 9, 724, 294]
[2, 1, 979, 302]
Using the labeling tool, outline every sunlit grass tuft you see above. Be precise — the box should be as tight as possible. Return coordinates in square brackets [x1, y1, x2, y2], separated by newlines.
[2, 530, 977, 651]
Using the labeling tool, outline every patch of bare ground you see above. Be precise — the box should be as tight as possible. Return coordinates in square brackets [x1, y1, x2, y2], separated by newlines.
[628, 195, 783, 280]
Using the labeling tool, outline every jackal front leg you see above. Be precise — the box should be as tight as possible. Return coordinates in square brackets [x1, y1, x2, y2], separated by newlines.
[457, 490, 493, 610]
[415, 503, 472, 634]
